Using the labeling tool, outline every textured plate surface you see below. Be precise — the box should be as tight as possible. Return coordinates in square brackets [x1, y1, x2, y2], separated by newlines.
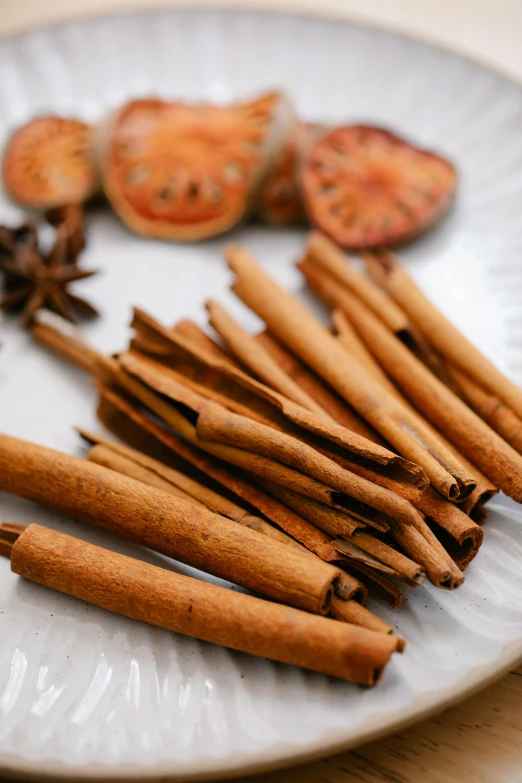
[1, 7, 522, 781]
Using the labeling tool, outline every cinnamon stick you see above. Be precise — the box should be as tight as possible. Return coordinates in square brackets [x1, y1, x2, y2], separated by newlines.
[206, 299, 328, 415]
[329, 296, 497, 524]
[129, 309, 428, 502]
[329, 597, 395, 636]
[3, 524, 402, 684]
[193, 399, 423, 529]
[0, 433, 340, 615]
[228, 245, 474, 501]
[326, 278, 522, 503]
[364, 248, 522, 420]
[32, 309, 100, 374]
[94, 384, 356, 574]
[417, 487, 484, 569]
[449, 364, 522, 455]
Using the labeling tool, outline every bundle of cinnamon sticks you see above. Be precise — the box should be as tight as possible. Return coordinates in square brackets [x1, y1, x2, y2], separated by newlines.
[9, 230, 517, 683]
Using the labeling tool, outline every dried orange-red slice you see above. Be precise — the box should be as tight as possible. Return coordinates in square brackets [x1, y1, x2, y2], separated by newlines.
[302, 125, 457, 248]
[99, 92, 293, 241]
[2, 117, 98, 209]
[256, 121, 324, 226]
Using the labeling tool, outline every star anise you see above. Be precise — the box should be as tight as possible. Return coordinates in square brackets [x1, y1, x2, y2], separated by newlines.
[0, 207, 98, 327]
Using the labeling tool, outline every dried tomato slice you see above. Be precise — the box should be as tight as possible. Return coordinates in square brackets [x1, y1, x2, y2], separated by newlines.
[2, 117, 98, 209]
[302, 125, 457, 248]
[256, 121, 324, 226]
[100, 92, 293, 240]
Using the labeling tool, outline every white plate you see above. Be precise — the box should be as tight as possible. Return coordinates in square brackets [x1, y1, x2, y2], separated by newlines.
[1, 7, 522, 781]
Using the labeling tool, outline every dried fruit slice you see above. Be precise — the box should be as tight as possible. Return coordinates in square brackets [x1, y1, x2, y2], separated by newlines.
[255, 121, 324, 226]
[302, 125, 457, 248]
[99, 92, 293, 241]
[2, 117, 98, 209]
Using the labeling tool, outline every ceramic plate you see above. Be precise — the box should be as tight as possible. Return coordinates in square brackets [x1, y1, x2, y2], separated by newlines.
[1, 7, 522, 781]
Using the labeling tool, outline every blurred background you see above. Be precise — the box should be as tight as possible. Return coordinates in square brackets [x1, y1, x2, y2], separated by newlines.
[0, 0, 520, 82]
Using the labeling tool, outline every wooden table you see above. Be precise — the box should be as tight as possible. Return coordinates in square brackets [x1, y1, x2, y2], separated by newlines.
[1, 2, 521, 782]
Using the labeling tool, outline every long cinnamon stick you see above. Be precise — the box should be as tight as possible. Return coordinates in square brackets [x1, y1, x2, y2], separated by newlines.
[364, 248, 522, 420]
[0, 433, 340, 614]
[228, 245, 474, 501]
[206, 299, 328, 415]
[327, 278, 522, 503]
[3, 524, 402, 684]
